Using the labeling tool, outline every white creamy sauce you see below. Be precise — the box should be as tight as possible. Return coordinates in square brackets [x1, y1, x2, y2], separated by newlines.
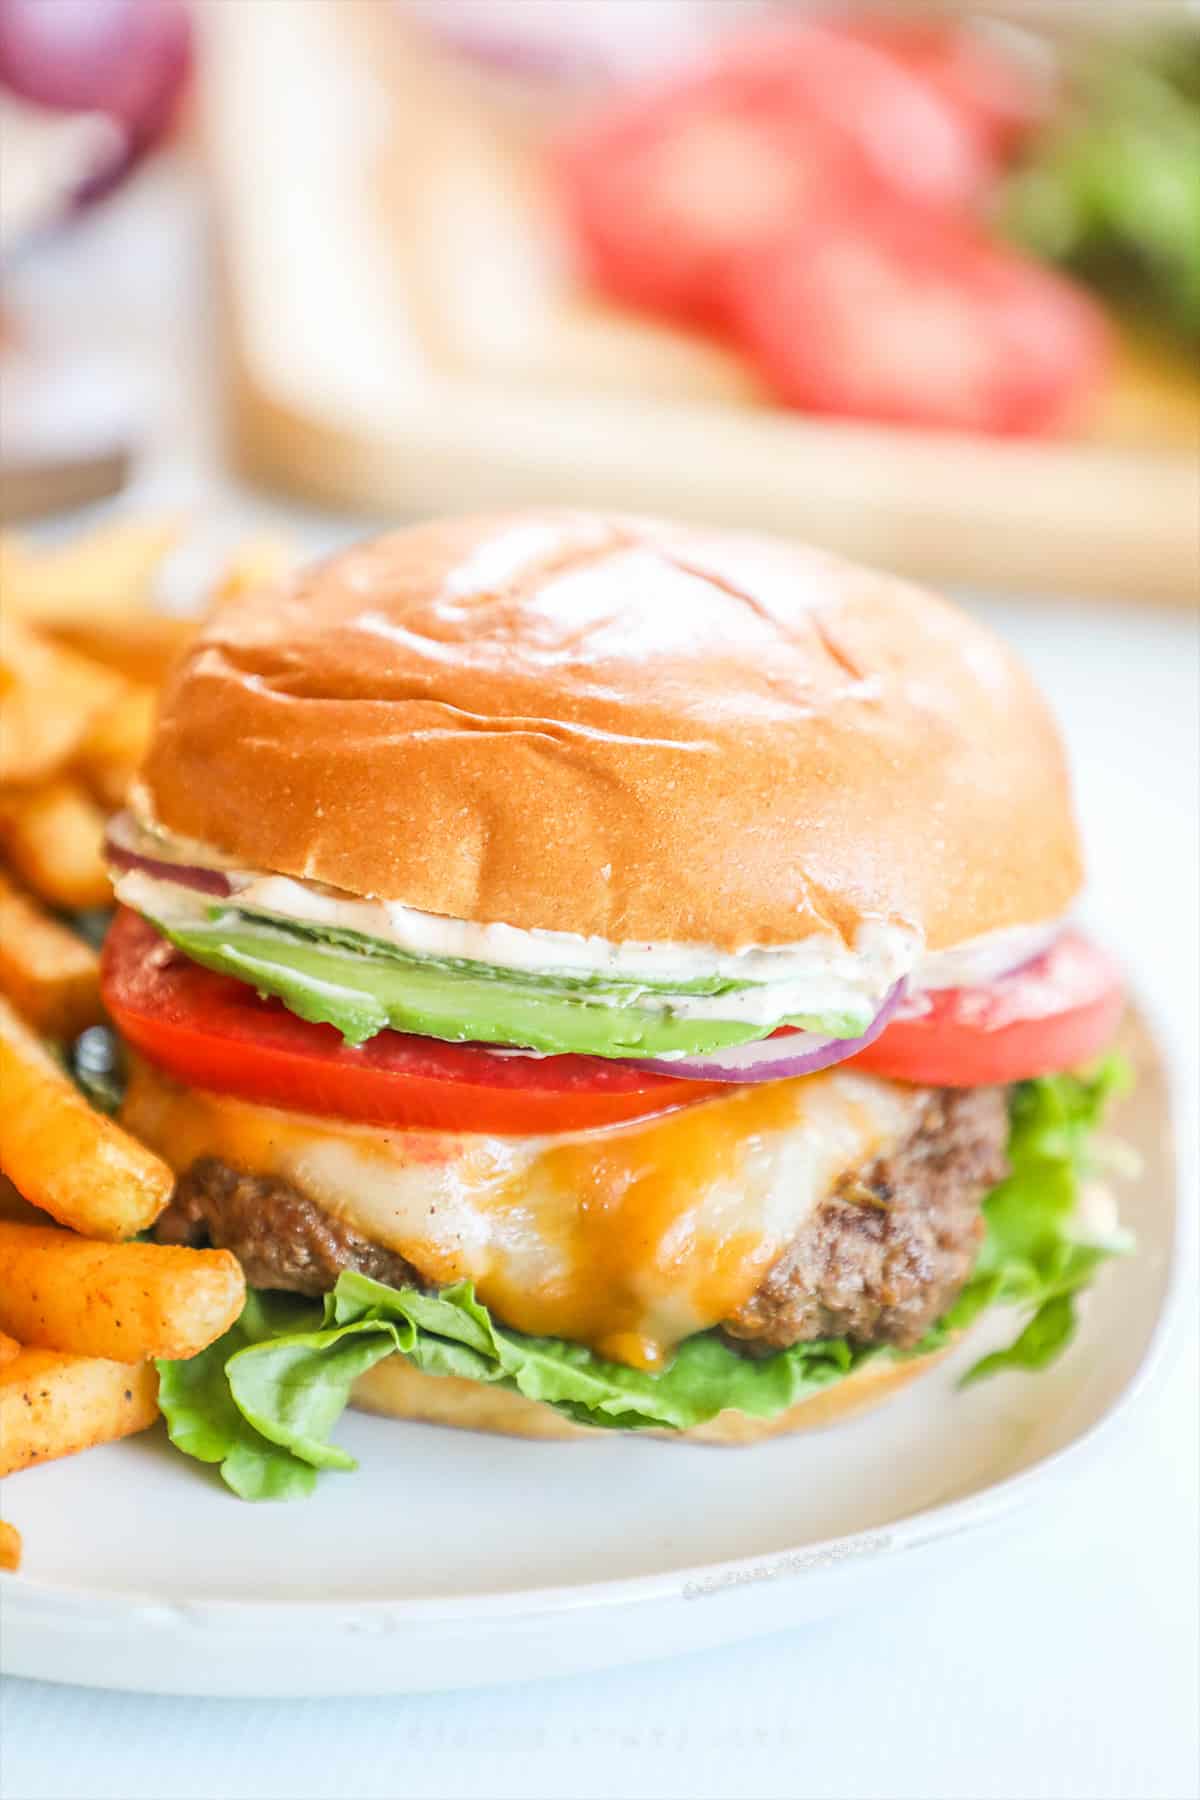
[115, 866, 917, 1027]
[917, 920, 1065, 990]
[115, 813, 1063, 1026]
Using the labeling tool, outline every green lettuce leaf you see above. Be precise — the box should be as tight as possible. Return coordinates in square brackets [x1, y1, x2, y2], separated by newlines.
[156, 1061, 1130, 1500]
[950, 1057, 1132, 1384]
[158, 1277, 871, 1501]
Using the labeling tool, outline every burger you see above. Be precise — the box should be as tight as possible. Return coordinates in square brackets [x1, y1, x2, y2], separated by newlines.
[98, 512, 1129, 1499]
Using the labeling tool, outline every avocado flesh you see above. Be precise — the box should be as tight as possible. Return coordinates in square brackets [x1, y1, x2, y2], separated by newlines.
[248, 914, 752, 998]
[150, 911, 868, 1057]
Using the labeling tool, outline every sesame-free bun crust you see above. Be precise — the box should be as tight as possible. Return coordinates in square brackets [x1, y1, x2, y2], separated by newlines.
[350, 1342, 953, 1444]
[140, 512, 1081, 950]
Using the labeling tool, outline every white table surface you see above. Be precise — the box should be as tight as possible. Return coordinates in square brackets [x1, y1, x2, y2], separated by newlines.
[1, 160, 1196, 1800]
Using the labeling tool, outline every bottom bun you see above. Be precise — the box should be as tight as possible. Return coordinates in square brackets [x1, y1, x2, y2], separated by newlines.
[351, 1342, 954, 1446]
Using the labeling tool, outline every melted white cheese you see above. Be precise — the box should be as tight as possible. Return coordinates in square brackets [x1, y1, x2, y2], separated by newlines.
[123, 1061, 925, 1369]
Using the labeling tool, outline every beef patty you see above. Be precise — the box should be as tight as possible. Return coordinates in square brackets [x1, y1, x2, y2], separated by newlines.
[722, 1085, 1009, 1351]
[153, 1085, 1009, 1349]
[155, 1159, 421, 1297]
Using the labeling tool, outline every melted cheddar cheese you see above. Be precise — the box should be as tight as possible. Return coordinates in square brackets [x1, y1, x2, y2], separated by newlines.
[124, 1061, 924, 1369]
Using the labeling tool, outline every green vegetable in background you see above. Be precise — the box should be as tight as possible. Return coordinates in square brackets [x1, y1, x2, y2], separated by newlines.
[1002, 36, 1200, 344]
[157, 1061, 1130, 1501]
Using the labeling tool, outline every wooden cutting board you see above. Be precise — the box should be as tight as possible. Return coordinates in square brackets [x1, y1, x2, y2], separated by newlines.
[201, 0, 1198, 604]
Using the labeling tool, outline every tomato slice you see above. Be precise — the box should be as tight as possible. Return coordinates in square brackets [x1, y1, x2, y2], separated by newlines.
[849, 932, 1124, 1087]
[728, 206, 1110, 436]
[825, 18, 1051, 161]
[553, 19, 995, 328]
[554, 76, 863, 326]
[718, 19, 993, 208]
[100, 909, 721, 1135]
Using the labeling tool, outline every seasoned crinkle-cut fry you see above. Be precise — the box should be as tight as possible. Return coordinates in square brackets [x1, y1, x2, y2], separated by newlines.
[0, 1519, 20, 1570]
[0, 871, 103, 1038]
[0, 615, 127, 785]
[74, 683, 157, 808]
[0, 518, 182, 623]
[0, 1222, 244, 1364]
[0, 997, 172, 1240]
[0, 1348, 158, 1476]
[0, 1331, 19, 1369]
[39, 611, 198, 687]
[0, 778, 110, 909]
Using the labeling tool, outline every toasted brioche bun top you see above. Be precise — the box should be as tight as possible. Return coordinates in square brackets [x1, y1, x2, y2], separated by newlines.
[139, 512, 1081, 951]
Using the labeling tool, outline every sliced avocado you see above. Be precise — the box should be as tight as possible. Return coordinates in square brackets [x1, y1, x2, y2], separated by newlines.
[150, 911, 859, 1057]
[216, 909, 872, 1038]
[240, 911, 752, 998]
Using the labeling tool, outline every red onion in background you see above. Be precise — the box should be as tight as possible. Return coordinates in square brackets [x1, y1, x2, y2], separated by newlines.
[0, 0, 191, 195]
[400, 0, 732, 88]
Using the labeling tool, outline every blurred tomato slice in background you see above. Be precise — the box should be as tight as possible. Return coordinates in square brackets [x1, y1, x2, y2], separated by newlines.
[555, 78, 868, 325]
[555, 15, 1034, 327]
[729, 206, 1111, 436]
[715, 18, 997, 207]
[825, 16, 1054, 161]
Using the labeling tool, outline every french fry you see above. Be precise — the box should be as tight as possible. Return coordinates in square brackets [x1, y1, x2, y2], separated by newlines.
[0, 1348, 158, 1475]
[0, 518, 182, 624]
[0, 616, 126, 785]
[0, 1172, 50, 1226]
[0, 1332, 19, 1369]
[0, 1520, 20, 1570]
[18, 532, 290, 685]
[210, 535, 291, 605]
[0, 997, 172, 1240]
[74, 683, 157, 809]
[0, 871, 103, 1038]
[42, 611, 198, 687]
[0, 778, 110, 909]
[0, 1222, 244, 1364]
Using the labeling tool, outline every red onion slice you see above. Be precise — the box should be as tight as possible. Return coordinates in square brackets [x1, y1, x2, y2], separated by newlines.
[105, 816, 1063, 1086]
[625, 981, 908, 1084]
[105, 812, 235, 898]
[917, 920, 1063, 993]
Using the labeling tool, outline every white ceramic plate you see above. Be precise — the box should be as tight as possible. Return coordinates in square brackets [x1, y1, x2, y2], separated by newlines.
[0, 1015, 1180, 1698]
